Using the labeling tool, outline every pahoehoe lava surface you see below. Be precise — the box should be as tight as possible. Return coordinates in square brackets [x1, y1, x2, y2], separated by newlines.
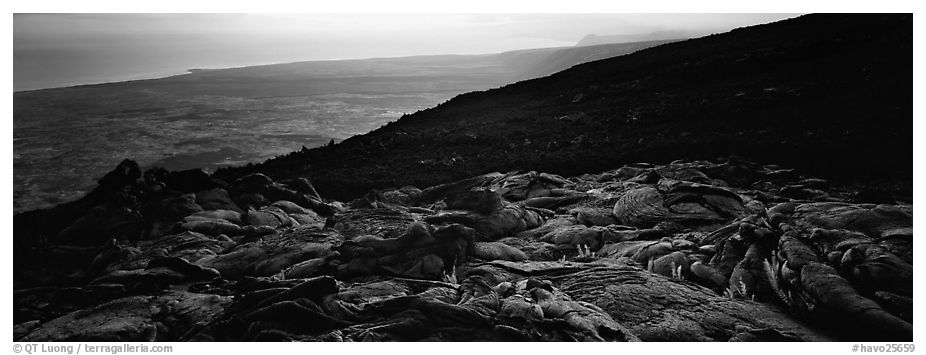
[13, 14, 912, 342]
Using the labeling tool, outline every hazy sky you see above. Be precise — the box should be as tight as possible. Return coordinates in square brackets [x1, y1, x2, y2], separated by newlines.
[14, 13, 798, 91]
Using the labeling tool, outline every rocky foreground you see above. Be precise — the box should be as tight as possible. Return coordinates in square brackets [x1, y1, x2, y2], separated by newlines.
[13, 158, 912, 341]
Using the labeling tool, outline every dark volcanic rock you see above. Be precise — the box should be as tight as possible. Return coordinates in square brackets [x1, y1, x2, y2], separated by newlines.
[14, 157, 914, 342]
[196, 188, 244, 213]
[14, 284, 127, 326]
[799, 262, 911, 341]
[144, 192, 204, 238]
[425, 190, 546, 241]
[164, 169, 220, 193]
[22, 291, 231, 342]
[197, 228, 339, 279]
[788, 202, 912, 238]
[97, 159, 142, 191]
[335, 222, 473, 280]
[332, 208, 417, 240]
[612, 180, 745, 229]
[231, 173, 336, 216]
[56, 204, 145, 246]
[512, 260, 833, 341]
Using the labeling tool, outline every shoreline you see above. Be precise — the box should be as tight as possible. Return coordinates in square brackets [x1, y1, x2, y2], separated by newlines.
[12, 45, 581, 93]
[14, 69, 194, 93]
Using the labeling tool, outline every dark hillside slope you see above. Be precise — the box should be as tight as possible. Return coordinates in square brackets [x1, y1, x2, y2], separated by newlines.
[496, 39, 680, 79]
[215, 14, 911, 201]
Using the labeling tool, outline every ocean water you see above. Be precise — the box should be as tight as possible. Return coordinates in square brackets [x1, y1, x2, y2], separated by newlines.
[13, 88, 452, 213]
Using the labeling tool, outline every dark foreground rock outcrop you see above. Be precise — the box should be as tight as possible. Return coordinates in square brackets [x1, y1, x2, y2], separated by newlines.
[13, 157, 912, 341]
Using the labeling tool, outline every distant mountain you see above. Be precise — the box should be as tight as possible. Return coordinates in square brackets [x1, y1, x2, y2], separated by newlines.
[576, 32, 694, 46]
[211, 14, 912, 201]
[147, 39, 678, 98]
[498, 40, 680, 79]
